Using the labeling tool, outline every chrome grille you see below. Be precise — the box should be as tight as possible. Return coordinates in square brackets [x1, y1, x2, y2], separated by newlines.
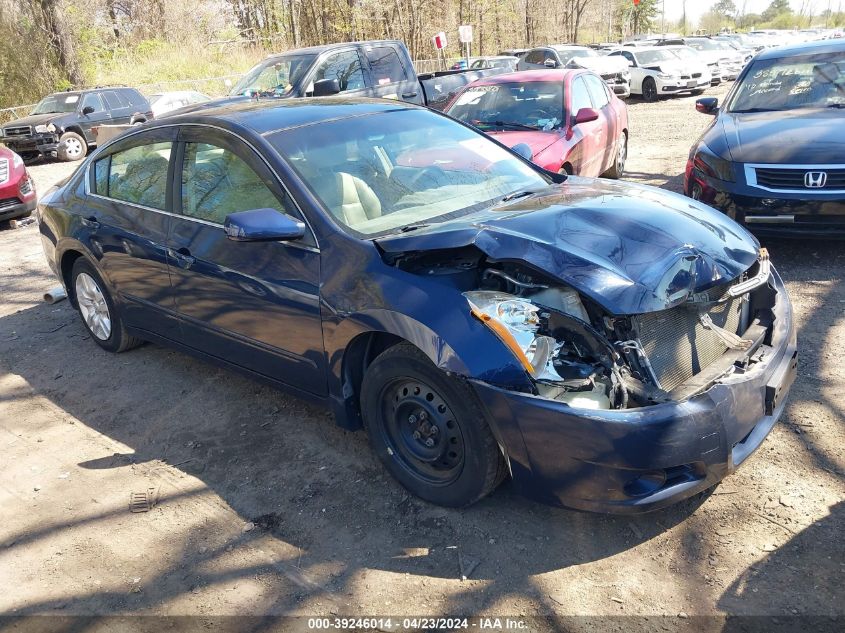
[634, 296, 743, 391]
[3, 125, 32, 137]
[0, 158, 8, 185]
[753, 166, 845, 191]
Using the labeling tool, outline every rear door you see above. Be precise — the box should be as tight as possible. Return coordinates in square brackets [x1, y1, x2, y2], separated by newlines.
[364, 44, 423, 104]
[78, 93, 112, 144]
[85, 127, 177, 336]
[101, 90, 133, 125]
[166, 126, 326, 395]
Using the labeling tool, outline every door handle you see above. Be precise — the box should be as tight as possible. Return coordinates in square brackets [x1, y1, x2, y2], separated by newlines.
[81, 216, 100, 230]
[169, 247, 195, 269]
[402, 91, 419, 98]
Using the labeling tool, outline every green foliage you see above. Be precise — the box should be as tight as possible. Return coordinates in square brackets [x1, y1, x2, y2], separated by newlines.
[762, 0, 792, 22]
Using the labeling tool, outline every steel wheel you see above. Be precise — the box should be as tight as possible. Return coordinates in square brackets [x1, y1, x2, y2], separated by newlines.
[379, 378, 465, 486]
[75, 272, 112, 340]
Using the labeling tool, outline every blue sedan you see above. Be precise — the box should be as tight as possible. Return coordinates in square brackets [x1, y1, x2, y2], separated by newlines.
[37, 98, 797, 512]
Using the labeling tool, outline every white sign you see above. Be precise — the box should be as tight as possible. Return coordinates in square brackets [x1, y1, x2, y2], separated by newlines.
[458, 25, 473, 43]
[432, 32, 447, 49]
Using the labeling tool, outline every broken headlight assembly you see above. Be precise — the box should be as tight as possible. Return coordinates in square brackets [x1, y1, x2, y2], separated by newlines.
[464, 290, 626, 410]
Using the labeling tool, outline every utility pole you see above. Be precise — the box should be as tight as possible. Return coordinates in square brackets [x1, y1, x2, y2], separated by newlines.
[662, 0, 666, 34]
[682, 0, 687, 35]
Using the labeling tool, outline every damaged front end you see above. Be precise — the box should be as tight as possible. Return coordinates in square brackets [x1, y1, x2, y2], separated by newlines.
[384, 243, 779, 413]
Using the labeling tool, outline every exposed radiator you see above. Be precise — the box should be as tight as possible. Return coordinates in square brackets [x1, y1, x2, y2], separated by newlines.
[634, 295, 744, 391]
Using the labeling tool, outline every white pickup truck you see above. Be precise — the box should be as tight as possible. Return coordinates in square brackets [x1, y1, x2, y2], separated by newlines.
[517, 45, 631, 98]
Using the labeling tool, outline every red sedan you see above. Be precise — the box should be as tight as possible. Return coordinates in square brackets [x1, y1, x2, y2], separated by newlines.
[445, 69, 629, 178]
[0, 146, 36, 223]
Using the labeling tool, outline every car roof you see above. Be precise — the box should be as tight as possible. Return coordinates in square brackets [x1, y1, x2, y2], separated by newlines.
[754, 38, 845, 61]
[465, 69, 584, 85]
[263, 39, 403, 59]
[148, 97, 422, 136]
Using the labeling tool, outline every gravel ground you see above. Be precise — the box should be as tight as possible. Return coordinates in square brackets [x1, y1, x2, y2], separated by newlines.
[1, 87, 843, 625]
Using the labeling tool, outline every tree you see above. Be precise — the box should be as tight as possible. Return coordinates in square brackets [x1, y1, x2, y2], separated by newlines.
[713, 0, 737, 18]
[762, 0, 792, 22]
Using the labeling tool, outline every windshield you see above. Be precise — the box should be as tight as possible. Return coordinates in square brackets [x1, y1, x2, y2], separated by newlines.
[31, 94, 79, 115]
[269, 109, 550, 237]
[636, 50, 676, 65]
[553, 47, 596, 64]
[668, 47, 696, 60]
[729, 52, 845, 112]
[447, 82, 564, 131]
[230, 54, 317, 96]
[687, 39, 720, 51]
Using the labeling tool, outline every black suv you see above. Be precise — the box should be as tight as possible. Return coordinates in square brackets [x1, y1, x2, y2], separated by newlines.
[0, 87, 153, 163]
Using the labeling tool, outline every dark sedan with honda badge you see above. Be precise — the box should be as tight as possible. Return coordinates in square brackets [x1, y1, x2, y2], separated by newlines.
[37, 98, 796, 513]
[686, 39, 845, 236]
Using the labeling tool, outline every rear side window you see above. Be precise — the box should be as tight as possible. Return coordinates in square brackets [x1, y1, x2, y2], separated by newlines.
[102, 91, 123, 109]
[93, 142, 172, 210]
[366, 47, 408, 84]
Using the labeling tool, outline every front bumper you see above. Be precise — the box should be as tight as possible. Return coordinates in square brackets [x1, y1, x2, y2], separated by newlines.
[658, 76, 709, 94]
[0, 195, 37, 221]
[3, 133, 60, 157]
[685, 167, 845, 237]
[472, 269, 796, 514]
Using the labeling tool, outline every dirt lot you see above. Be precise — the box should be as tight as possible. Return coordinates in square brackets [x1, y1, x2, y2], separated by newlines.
[1, 86, 844, 626]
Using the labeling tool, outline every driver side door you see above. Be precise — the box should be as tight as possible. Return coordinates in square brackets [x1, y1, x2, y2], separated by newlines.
[166, 126, 326, 395]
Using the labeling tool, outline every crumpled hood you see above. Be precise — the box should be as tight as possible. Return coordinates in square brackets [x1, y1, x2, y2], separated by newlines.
[568, 55, 628, 76]
[486, 130, 560, 155]
[376, 177, 760, 315]
[643, 61, 687, 75]
[717, 110, 845, 164]
[1, 112, 65, 130]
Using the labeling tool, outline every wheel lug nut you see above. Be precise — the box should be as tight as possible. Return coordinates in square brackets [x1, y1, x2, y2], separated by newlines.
[408, 414, 417, 424]
[424, 438, 435, 448]
[412, 431, 421, 440]
[430, 425, 439, 434]
[419, 411, 427, 420]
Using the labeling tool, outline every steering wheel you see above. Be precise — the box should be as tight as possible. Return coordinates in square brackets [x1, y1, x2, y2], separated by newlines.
[409, 166, 448, 189]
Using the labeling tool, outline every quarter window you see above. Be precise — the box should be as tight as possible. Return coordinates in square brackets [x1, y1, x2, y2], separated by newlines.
[181, 142, 291, 224]
[312, 50, 366, 92]
[366, 47, 408, 84]
[93, 142, 172, 209]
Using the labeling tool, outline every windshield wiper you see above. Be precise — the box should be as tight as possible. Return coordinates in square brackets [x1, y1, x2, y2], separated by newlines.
[397, 223, 429, 233]
[500, 190, 538, 203]
[474, 120, 541, 131]
[731, 107, 777, 113]
[826, 103, 845, 109]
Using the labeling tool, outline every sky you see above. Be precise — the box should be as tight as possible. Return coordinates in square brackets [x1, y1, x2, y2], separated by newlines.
[661, 0, 839, 24]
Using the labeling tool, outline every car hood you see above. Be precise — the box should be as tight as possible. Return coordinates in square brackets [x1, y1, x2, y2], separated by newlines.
[376, 177, 759, 315]
[486, 130, 561, 155]
[642, 61, 687, 74]
[716, 110, 845, 163]
[1, 112, 66, 129]
[567, 56, 628, 76]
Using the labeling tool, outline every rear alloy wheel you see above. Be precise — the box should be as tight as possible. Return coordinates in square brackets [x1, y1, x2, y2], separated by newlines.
[57, 131, 88, 162]
[71, 258, 141, 353]
[361, 343, 506, 507]
[603, 132, 627, 179]
[642, 78, 658, 103]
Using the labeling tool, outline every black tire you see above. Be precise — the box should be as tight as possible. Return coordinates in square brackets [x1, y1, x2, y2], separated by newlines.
[70, 258, 141, 353]
[691, 88, 705, 96]
[602, 131, 627, 179]
[642, 78, 658, 102]
[360, 343, 507, 507]
[57, 131, 87, 162]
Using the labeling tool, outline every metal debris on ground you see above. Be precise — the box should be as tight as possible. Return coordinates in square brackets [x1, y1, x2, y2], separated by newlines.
[129, 487, 159, 513]
[9, 217, 36, 229]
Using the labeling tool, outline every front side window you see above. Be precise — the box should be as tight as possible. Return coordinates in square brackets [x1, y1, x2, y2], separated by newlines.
[81, 93, 104, 113]
[729, 52, 845, 112]
[94, 142, 172, 210]
[366, 47, 408, 85]
[312, 50, 366, 92]
[181, 142, 289, 224]
[448, 81, 564, 131]
[570, 77, 593, 114]
[269, 109, 549, 237]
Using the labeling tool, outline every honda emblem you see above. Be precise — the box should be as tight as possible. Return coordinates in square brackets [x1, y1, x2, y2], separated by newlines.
[804, 171, 828, 188]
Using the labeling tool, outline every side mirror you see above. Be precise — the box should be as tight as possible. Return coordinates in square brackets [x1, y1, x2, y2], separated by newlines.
[510, 143, 534, 161]
[696, 97, 719, 114]
[313, 78, 341, 97]
[573, 107, 599, 125]
[82, 106, 95, 115]
[543, 59, 557, 68]
[224, 208, 306, 242]
[625, 59, 635, 67]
